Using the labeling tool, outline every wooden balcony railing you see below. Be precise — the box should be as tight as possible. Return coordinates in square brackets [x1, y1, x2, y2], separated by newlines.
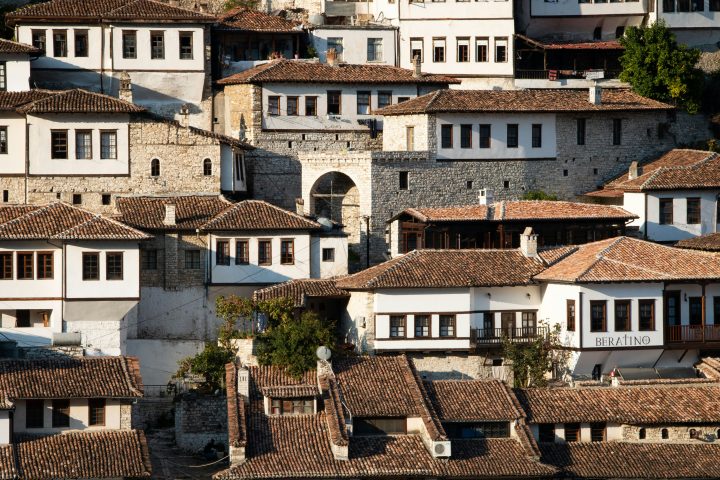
[667, 324, 720, 343]
[471, 327, 547, 346]
[515, 69, 622, 80]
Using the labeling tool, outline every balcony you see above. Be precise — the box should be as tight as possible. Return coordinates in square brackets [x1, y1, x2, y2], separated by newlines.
[667, 324, 720, 345]
[471, 327, 547, 346]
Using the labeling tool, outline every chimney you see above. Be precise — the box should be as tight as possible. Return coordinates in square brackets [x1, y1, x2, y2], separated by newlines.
[163, 204, 176, 226]
[326, 48, 337, 67]
[628, 161, 639, 180]
[520, 227, 538, 258]
[118, 71, 132, 104]
[589, 84, 602, 105]
[237, 366, 250, 400]
[179, 104, 190, 129]
[412, 55, 421, 78]
[479, 188, 493, 206]
[295, 198, 305, 216]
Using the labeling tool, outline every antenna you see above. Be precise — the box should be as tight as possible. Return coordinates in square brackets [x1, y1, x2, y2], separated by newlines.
[316, 345, 331, 361]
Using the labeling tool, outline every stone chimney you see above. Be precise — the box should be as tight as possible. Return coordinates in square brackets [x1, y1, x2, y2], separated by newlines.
[520, 227, 538, 258]
[479, 188, 494, 206]
[118, 71, 132, 104]
[589, 84, 602, 105]
[326, 48, 338, 67]
[628, 161, 639, 180]
[163, 204, 176, 226]
[412, 55, 421, 78]
[295, 198, 305, 216]
[179, 104, 190, 129]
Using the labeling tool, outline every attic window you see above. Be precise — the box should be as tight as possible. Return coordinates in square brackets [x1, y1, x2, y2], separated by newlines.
[444, 422, 509, 439]
[270, 398, 313, 415]
[354, 417, 407, 436]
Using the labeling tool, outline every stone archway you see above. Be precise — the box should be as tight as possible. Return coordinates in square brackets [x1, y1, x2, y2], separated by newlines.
[309, 171, 361, 247]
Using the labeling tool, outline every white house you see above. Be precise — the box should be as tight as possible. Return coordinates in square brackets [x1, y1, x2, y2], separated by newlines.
[0, 202, 149, 354]
[650, 0, 720, 50]
[309, 25, 398, 66]
[0, 38, 38, 92]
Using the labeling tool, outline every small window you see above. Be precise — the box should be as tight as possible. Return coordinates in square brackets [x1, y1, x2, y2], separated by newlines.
[52, 399, 70, 428]
[268, 96, 280, 116]
[0, 252, 12, 279]
[141, 249, 158, 270]
[82, 252, 99, 280]
[612, 118, 622, 145]
[287, 96, 299, 116]
[566, 299, 576, 332]
[25, 400, 44, 429]
[305, 97, 318, 116]
[377, 91, 392, 110]
[662, 428, 669, 440]
[390, 315, 405, 337]
[531, 124, 542, 148]
[216, 240, 230, 266]
[639, 427, 646, 440]
[0, 126, 8, 154]
[457, 37, 470, 63]
[72, 193, 82, 205]
[367, 38, 383, 62]
[235, 240, 249, 265]
[185, 249, 201, 269]
[354, 417, 407, 435]
[150, 158, 160, 177]
[106, 252, 123, 280]
[460, 124, 472, 149]
[506, 124, 518, 148]
[614, 300, 631, 332]
[37, 252, 53, 280]
[538, 423, 555, 443]
[32, 30, 46, 54]
[51, 130, 68, 159]
[17, 252, 33, 280]
[687, 197, 701, 224]
[122, 31, 137, 59]
[479, 124, 491, 149]
[399, 171, 409, 190]
[577, 118, 586, 145]
[503, 180, 510, 189]
[564, 423, 581, 442]
[270, 398, 314, 415]
[100, 131, 117, 159]
[639, 299, 655, 331]
[441, 124, 453, 149]
[281, 239, 294, 265]
[75, 130, 92, 159]
[410, 38, 423, 63]
[357, 91, 371, 115]
[433, 37, 446, 62]
[322, 248, 335, 262]
[179, 32, 193, 59]
[659, 198, 673, 225]
[476, 38, 489, 62]
[466, 180, 473, 190]
[203, 158, 212, 176]
[74, 30, 88, 57]
[151, 31, 165, 59]
[89, 398, 105, 426]
[327, 91, 342, 115]
[414, 314, 430, 337]
[495, 37, 508, 63]
[16, 309, 30, 328]
[258, 240, 272, 265]
[406, 126, 414, 151]
[590, 422, 606, 442]
[590, 300, 607, 332]
[439, 314, 455, 337]
[53, 30, 67, 57]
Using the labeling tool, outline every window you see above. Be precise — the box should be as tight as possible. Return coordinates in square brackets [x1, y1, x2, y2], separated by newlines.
[203, 158, 212, 176]
[414, 315, 430, 337]
[377, 91, 392, 110]
[495, 37, 508, 62]
[235, 240, 249, 265]
[564, 423, 581, 442]
[17, 252, 33, 280]
[390, 315, 405, 337]
[0, 253, 11, 280]
[357, 91, 371, 115]
[100, 131, 117, 159]
[26, 400, 44, 429]
[441, 125, 453, 149]
[75, 130, 92, 159]
[639, 299, 655, 331]
[2, 191, 6, 203]
[305, 96, 317, 116]
[322, 248, 335, 262]
[258, 240, 272, 265]
[476, 38, 489, 62]
[287, 96, 298, 116]
[89, 399, 105, 426]
[185, 250, 201, 269]
[712, 0, 720, 10]
[538, 424, 555, 443]
[479, 124, 491, 149]
[439, 315, 455, 337]
[268, 96, 280, 116]
[690, 297, 703, 325]
[122, 31, 137, 59]
[0, 126, 7, 153]
[51, 130, 68, 159]
[445, 422, 510, 439]
[506, 124, 518, 148]
[612, 118, 622, 145]
[590, 300, 607, 332]
[106, 252, 123, 280]
[614, 300, 631, 331]
[410, 38, 423, 63]
[74, 30, 88, 57]
[327, 37, 344, 61]
[660, 198, 673, 225]
[566, 299, 576, 332]
[457, 38, 470, 62]
[53, 30, 67, 57]
[327, 91, 341, 115]
[37, 252, 53, 280]
[0, 61, 7, 90]
[270, 398, 314, 415]
[398, 96, 410, 103]
[662, 428, 669, 439]
[639, 427, 646, 440]
[16, 310, 30, 328]
[216, 240, 230, 266]
[367, 38, 383, 62]
[82, 252, 99, 280]
[460, 124, 472, 149]
[52, 399, 70, 428]
[399, 171, 409, 190]
[234, 152, 244, 182]
[179, 32, 193, 59]
[590, 422, 606, 442]
[433, 38, 446, 62]
[141, 249, 157, 270]
[150, 158, 160, 177]
[32, 30, 46, 54]
[354, 417, 406, 435]
[531, 124, 542, 148]
[71, 193, 81, 205]
[406, 126, 414, 151]
[577, 118, 586, 145]
[280, 239, 294, 265]
[687, 197, 701, 224]
[151, 31, 165, 59]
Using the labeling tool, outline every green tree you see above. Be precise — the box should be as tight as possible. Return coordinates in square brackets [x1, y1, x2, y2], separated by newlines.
[502, 324, 566, 388]
[522, 190, 558, 201]
[223, 0, 259, 11]
[175, 342, 235, 392]
[619, 21, 704, 114]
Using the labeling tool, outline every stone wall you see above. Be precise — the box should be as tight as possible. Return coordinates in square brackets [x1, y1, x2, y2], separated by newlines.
[622, 424, 720, 442]
[18, 346, 84, 359]
[132, 397, 176, 430]
[120, 403, 133, 429]
[175, 393, 228, 453]
[141, 233, 207, 291]
[410, 353, 513, 382]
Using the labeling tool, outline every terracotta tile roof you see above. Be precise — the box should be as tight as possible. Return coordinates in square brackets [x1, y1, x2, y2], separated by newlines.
[6, 0, 214, 25]
[252, 279, 349, 308]
[0, 445, 15, 479]
[201, 200, 321, 231]
[225, 363, 246, 449]
[248, 365, 317, 401]
[376, 88, 672, 116]
[395, 201, 636, 223]
[13, 430, 152, 479]
[115, 195, 232, 231]
[516, 385, 720, 424]
[218, 8, 300, 32]
[0, 38, 40, 54]
[217, 59, 459, 86]
[676, 233, 720, 252]
[697, 357, 720, 380]
[320, 376, 349, 448]
[517, 34, 624, 51]
[0, 202, 150, 241]
[336, 249, 544, 290]
[537, 245, 579, 266]
[16, 88, 144, 114]
[424, 380, 524, 422]
[0, 90, 55, 111]
[540, 442, 720, 479]
[0, 356, 144, 399]
[534, 236, 720, 283]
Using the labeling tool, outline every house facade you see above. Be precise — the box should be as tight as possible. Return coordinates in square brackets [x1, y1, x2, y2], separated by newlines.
[0, 39, 38, 92]
[309, 25, 398, 66]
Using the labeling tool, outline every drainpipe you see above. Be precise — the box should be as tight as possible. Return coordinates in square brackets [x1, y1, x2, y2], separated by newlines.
[578, 291, 584, 349]
[24, 121, 29, 203]
[364, 216, 371, 269]
[643, 194, 648, 240]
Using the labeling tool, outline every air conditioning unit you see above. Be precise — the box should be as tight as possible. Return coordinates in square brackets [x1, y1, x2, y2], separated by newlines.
[431, 440, 451, 458]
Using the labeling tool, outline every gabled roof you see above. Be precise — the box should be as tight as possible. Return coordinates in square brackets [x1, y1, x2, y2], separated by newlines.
[0, 90, 55, 112]
[425, 380, 525, 422]
[516, 34, 624, 51]
[336, 249, 544, 290]
[16, 88, 145, 114]
[534, 236, 720, 283]
[6, 0, 214, 25]
[115, 195, 233, 231]
[0, 38, 40, 54]
[375, 88, 672, 116]
[252, 279, 350, 308]
[0, 356, 143, 399]
[201, 200, 321, 231]
[217, 59, 459, 86]
[676, 232, 720, 252]
[0, 202, 150, 241]
[217, 8, 301, 33]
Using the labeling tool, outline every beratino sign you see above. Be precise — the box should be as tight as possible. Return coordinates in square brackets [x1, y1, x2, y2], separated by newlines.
[595, 335, 652, 347]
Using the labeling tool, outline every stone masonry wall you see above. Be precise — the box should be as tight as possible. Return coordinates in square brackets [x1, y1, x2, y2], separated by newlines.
[175, 393, 228, 452]
[623, 424, 720, 442]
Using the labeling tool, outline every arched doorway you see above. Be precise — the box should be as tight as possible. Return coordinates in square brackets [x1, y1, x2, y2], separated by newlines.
[309, 171, 361, 246]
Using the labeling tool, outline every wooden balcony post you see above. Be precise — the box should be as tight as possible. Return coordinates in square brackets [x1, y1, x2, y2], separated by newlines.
[702, 283, 707, 342]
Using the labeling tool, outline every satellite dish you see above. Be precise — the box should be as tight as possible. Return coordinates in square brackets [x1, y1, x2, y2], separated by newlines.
[316, 345, 331, 361]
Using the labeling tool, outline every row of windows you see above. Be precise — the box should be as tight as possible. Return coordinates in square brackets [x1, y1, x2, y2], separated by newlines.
[388, 314, 456, 338]
[659, 197, 703, 225]
[0, 62, 6, 92]
[32, 29, 89, 58]
[411, 37, 508, 64]
[326, 37, 384, 63]
[3, 250, 125, 281]
[216, 238, 295, 266]
[662, 0, 720, 12]
[583, 299, 656, 332]
[25, 399, 106, 429]
[538, 423, 606, 443]
[440, 123, 543, 149]
[141, 249, 201, 270]
[49, 130, 117, 160]
[267, 91, 407, 117]
[270, 398, 314, 416]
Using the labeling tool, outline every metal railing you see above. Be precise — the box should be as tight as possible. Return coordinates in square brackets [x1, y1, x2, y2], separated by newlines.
[667, 324, 720, 343]
[471, 326, 547, 345]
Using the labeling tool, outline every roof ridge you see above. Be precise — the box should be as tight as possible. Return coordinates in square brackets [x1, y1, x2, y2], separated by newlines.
[425, 89, 444, 112]
[568, 237, 623, 281]
[365, 250, 419, 289]
[0, 203, 52, 233]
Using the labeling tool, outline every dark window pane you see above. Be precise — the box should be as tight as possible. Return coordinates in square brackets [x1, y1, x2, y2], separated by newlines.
[507, 124, 518, 148]
[82, 252, 99, 280]
[26, 400, 44, 429]
[89, 398, 105, 426]
[52, 399, 70, 427]
[258, 240, 272, 265]
[216, 240, 230, 266]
